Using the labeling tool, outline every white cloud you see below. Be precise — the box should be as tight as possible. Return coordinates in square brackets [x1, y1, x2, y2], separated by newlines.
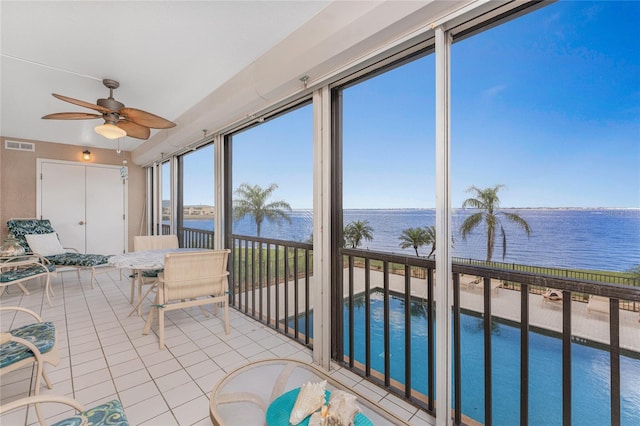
[482, 84, 508, 99]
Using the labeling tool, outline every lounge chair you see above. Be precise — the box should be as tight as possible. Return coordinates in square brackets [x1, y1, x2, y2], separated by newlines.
[7, 219, 111, 288]
[542, 288, 563, 306]
[587, 295, 610, 315]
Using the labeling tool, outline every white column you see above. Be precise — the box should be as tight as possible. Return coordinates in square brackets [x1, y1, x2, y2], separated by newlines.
[312, 86, 332, 370]
[435, 26, 453, 426]
[214, 136, 225, 250]
[170, 157, 178, 235]
[152, 163, 160, 235]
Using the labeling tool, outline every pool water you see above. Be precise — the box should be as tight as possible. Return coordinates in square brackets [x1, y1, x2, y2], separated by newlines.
[292, 292, 640, 425]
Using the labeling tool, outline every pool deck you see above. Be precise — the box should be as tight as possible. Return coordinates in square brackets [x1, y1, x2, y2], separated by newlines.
[345, 268, 640, 353]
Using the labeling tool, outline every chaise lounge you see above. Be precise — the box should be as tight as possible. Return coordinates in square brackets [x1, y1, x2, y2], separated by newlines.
[7, 219, 111, 288]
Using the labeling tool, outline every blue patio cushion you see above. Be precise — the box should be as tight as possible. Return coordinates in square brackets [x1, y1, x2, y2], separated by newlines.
[7, 219, 111, 265]
[46, 253, 109, 267]
[51, 399, 129, 426]
[0, 322, 55, 368]
[7, 219, 56, 253]
[141, 269, 162, 278]
[0, 263, 56, 283]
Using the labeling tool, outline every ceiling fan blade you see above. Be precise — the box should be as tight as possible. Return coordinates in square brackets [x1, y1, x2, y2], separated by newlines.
[42, 112, 103, 120]
[52, 93, 113, 114]
[120, 107, 176, 129]
[117, 120, 150, 140]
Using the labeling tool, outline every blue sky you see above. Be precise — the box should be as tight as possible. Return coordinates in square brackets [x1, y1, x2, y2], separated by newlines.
[180, 0, 639, 209]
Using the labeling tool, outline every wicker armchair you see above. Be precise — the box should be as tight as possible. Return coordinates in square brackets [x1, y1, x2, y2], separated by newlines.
[143, 249, 230, 349]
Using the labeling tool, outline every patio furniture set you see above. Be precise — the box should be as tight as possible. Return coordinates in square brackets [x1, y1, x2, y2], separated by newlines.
[0, 219, 232, 425]
[2, 219, 393, 425]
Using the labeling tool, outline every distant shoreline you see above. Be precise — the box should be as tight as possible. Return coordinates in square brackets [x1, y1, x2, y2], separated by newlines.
[184, 214, 215, 219]
[180, 207, 639, 214]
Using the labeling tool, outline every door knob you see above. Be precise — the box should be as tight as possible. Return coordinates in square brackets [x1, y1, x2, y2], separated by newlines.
[79, 221, 85, 225]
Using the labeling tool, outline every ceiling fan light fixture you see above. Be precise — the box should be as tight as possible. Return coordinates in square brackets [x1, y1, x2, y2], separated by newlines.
[95, 123, 126, 139]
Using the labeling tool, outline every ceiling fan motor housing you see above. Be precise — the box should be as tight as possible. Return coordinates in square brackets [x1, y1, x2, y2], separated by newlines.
[97, 97, 124, 113]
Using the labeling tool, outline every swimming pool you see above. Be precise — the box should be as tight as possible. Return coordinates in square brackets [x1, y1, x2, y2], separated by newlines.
[293, 291, 640, 424]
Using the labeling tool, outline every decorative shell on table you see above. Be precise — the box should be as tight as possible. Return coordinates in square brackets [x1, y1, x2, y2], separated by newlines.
[289, 380, 327, 425]
[327, 390, 361, 426]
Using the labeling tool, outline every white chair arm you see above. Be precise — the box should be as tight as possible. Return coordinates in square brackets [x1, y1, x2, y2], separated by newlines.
[0, 306, 43, 323]
[0, 394, 86, 416]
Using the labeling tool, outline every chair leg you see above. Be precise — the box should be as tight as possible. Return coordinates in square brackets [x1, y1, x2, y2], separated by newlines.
[44, 274, 53, 307]
[90, 268, 95, 289]
[143, 306, 155, 335]
[128, 282, 157, 317]
[198, 304, 210, 318]
[224, 300, 230, 335]
[42, 368, 53, 390]
[137, 278, 144, 316]
[16, 282, 31, 295]
[158, 308, 165, 349]
[130, 272, 137, 304]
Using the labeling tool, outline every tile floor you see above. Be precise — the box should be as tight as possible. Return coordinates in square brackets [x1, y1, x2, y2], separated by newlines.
[1, 268, 432, 425]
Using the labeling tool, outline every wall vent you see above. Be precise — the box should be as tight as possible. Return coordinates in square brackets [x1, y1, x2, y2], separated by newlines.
[4, 140, 35, 152]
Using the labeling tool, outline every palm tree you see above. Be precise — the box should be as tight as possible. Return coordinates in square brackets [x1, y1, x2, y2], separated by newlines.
[233, 183, 292, 237]
[399, 226, 436, 257]
[344, 220, 374, 248]
[459, 184, 531, 262]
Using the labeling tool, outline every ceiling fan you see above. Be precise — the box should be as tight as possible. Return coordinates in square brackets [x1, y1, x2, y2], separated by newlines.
[42, 79, 176, 140]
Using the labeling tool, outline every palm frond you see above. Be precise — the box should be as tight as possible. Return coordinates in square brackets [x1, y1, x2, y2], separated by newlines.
[501, 211, 532, 236]
[460, 213, 483, 239]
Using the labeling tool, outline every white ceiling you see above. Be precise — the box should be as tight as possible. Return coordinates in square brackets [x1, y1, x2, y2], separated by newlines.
[0, 1, 330, 151]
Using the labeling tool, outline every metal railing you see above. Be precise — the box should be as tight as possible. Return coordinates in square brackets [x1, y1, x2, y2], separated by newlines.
[216, 233, 639, 425]
[159, 225, 214, 249]
[453, 256, 638, 287]
[338, 247, 640, 425]
[228, 234, 313, 348]
[180, 226, 214, 249]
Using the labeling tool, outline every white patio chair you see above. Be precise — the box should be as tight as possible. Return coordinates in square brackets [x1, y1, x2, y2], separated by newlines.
[143, 249, 230, 349]
[129, 235, 179, 316]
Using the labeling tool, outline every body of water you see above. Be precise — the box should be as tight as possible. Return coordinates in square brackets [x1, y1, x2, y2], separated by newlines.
[292, 292, 640, 425]
[181, 208, 640, 272]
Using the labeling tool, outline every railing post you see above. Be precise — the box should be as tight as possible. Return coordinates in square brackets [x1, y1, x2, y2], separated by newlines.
[520, 283, 529, 426]
[562, 291, 571, 426]
[483, 277, 492, 426]
[453, 273, 461, 425]
[610, 298, 620, 426]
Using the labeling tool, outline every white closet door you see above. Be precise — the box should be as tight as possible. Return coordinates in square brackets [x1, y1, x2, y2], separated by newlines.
[38, 160, 127, 256]
[85, 166, 125, 255]
[40, 162, 87, 252]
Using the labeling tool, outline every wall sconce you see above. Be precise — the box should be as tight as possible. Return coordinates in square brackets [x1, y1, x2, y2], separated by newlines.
[82, 150, 91, 161]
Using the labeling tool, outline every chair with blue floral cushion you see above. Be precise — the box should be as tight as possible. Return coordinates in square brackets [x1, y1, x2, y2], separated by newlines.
[1, 255, 56, 306]
[7, 219, 111, 288]
[0, 395, 129, 425]
[0, 307, 59, 406]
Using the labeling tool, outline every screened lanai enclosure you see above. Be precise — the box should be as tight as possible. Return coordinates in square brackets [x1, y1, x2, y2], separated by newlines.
[139, 2, 639, 425]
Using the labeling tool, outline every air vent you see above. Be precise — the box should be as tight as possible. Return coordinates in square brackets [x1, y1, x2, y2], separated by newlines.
[4, 140, 35, 152]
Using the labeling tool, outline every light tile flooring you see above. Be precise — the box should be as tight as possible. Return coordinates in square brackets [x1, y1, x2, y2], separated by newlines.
[1, 268, 431, 425]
